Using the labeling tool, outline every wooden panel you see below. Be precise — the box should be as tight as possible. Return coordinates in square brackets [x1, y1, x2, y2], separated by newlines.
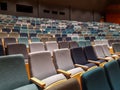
[106, 4, 120, 24]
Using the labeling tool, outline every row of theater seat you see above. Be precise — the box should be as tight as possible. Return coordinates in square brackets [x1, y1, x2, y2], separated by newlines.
[0, 51, 120, 90]
[0, 37, 120, 59]
[1, 41, 119, 63]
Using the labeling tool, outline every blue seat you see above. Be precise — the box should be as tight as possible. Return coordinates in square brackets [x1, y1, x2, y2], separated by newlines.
[71, 47, 97, 70]
[84, 46, 106, 66]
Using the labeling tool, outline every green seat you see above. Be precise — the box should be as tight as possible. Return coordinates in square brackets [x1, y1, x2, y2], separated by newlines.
[81, 67, 111, 90]
[31, 37, 40, 42]
[104, 61, 120, 90]
[77, 40, 86, 47]
[0, 54, 39, 90]
[18, 37, 29, 47]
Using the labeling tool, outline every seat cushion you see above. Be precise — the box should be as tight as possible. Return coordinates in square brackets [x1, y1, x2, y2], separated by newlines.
[85, 63, 96, 68]
[14, 84, 38, 90]
[67, 67, 84, 76]
[45, 78, 80, 90]
[97, 59, 105, 63]
[42, 74, 66, 88]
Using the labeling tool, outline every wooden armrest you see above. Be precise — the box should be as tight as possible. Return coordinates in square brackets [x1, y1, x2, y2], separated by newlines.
[57, 69, 71, 77]
[88, 60, 100, 64]
[112, 54, 119, 57]
[97, 57, 109, 61]
[75, 64, 88, 69]
[30, 77, 46, 88]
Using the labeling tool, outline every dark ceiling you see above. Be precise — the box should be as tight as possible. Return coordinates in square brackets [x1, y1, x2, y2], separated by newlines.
[39, 0, 120, 11]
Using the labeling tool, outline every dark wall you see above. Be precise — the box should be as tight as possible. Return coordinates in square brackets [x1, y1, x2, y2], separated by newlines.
[0, 0, 104, 21]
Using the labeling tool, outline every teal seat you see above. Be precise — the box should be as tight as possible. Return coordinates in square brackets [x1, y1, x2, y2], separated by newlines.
[0, 54, 39, 90]
[31, 37, 40, 42]
[77, 40, 86, 47]
[18, 37, 29, 47]
[104, 61, 120, 90]
[81, 67, 111, 90]
[85, 40, 91, 46]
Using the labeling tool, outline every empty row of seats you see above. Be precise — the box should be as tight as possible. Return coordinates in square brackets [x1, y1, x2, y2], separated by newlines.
[1, 52, 120, 90]
[0, 54, 80, 90]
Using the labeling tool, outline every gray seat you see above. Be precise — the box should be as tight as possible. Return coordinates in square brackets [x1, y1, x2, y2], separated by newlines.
[102, 44, 119, 60]
[7, 44, 28, 63]
[29, 42, 45, 53]
[53, 48, 84, 78]
[29, 51, 67, 89]
[4, 37, 16, 47]
[93, 45, 114, 61]
[0, 54, 39, 90]
[45, 41, 58, 56]
[58, 41, 69, 49]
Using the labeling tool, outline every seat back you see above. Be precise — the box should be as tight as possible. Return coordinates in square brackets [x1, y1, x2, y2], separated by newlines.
[84, 46, 98, 61]
[4, 38, 16, 47]
[71, 47, 88, 65]
[102, 45, 111, 57]
[69, 41, 79, 49]
[31, 37, 40, 42]
[0, 54, 30, 90]
[58, 41, 69, 49]
[45, 78, 80, 90]
[104, 61, 120, 90]
[9, 32, 19, 38]
[45, 41, 58, 56]
[82, 67, 111, 90]
[93, 45, 105, 58]
[53, 48, 74, 71]
[112, 43, 120, 53]
[29, 42, 45, 52]
[0, 44, 4, 56]
[29, 51, 57, 80]
[18, 37, 29, 47]
[7, 44, 28, 59]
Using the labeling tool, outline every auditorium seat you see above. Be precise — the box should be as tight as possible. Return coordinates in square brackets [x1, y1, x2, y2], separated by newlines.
[7, 44, 28, 63]
[102, 44, 119, 60]
[93, 45, 114, 61]
[104, 61, 120, 90]
[84, 46, 106, 67]
[0, 54, 39, 90]
[77, 40, 86, 47]
[9, 32, 20, 38]
[45, 41, 58, 56]
[112, 43, 120, 55]
[31, 37, 40, 42]
[18, 37, 29, 47]
[4, 37, 16, 47]
[29, 42, 45, 52]
[0, 32, 8, 38]
[69, 41, 79, 49]
[29, 33, 37, 38]
[45, 78, 80, 90]
[0, 44, 4, 56]
[20, 33, 28, 37]
[58, 41, 69, 49]
[29, 51, 67, 89]
[40, 37, 49, 43]
[81, 67, 111, 90]
[53, 48, 84, 78]
[71, 47, 97, 70]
